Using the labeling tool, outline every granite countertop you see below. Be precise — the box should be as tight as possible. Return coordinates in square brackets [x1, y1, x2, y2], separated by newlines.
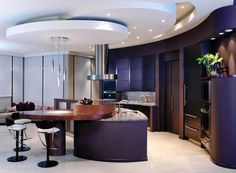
[102, 108, 148, 121]
[115, 101, 156, 107]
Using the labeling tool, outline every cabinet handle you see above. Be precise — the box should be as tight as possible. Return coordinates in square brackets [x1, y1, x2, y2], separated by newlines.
[185, 114, 198, 119]
[185, 125, 198, 132]
[170, 95, 174, 111]
[184, 84, 187, 106]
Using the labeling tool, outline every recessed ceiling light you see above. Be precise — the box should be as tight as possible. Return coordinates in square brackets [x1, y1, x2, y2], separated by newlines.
[161, 19, 165, 23]
[210, 37, 216, 40]
[41, 49, 44, 52]
[106, 13, 111, 17]
[55, 46, 58, 49]
[133, 26, 137, 29]
[136, 36, 140, 39]
[219, 32, 224, 35]
[88, 46, 91, 49]
[91, 48, 95, 51]
[180, 5, 185, 9]
[149, 29, 153, 32]
[225, 28, 233, 32]
[128, 32, 131, 35]
[121, 42, 125, 44]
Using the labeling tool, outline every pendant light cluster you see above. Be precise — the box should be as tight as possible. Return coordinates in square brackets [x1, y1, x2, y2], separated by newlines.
[50, 36, 69, 87]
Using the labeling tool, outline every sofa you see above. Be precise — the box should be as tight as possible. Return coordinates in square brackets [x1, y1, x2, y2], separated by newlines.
[0, 98, 35, 124]
[0, 96, 12, 124]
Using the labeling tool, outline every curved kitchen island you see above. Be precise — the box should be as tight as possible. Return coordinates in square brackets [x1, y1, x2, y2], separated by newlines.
[74, 108, 148, 162]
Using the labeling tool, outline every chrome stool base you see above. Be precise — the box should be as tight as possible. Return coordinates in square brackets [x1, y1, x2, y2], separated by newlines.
[7, 155, 27, 162]
[38, 160, 58, 168]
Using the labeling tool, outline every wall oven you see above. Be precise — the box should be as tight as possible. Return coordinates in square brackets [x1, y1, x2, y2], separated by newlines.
[102, 80, 116, 99]
[200, 80, 211, 103]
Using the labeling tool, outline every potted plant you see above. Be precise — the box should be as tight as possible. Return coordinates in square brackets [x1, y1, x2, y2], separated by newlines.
[196, 52, 223, 77]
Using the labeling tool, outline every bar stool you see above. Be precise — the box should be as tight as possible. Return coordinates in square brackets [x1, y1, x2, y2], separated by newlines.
[11, 113, 31, 152]
[35, 121, 60, 168]
[6, 118, 27, 162]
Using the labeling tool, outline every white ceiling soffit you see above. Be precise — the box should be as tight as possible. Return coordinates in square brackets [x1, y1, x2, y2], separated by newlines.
[0, 0, 234, 56]
[6, 20, 128, 45]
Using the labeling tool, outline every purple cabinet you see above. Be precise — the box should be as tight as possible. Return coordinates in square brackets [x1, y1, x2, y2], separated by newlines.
[116, 58, 130, 91]
[111, 56, 155, 92]
[143, 55, 155, 91]
[130, 57, 142, 91]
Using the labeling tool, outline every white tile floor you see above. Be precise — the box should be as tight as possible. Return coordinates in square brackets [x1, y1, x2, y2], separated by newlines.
[0, 124, 235, 173]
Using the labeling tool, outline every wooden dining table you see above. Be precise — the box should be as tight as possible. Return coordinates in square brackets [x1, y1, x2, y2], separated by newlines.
[20, 104, 115, 156]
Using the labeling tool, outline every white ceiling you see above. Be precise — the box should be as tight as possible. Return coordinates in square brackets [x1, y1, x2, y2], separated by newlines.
[0, 0, 233, 57]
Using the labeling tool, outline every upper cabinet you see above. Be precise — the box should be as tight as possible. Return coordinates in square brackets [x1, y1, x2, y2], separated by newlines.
[130, 57, 143, 91]
[116, 58, 130, 91]
[143, 55, 155, 91]
[110, 55, 155, 92]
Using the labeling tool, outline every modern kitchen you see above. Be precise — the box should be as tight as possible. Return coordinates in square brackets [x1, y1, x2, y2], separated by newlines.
[0, 0, 236, 173]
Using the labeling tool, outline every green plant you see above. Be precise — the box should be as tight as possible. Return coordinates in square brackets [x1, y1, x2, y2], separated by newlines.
[196, 52, 223, 76]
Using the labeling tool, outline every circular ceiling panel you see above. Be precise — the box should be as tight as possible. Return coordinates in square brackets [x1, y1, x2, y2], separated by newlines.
[6, 20, 128, 45]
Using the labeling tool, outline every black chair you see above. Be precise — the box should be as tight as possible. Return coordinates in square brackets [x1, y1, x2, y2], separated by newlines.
[11, 113, 31, 152]
[6, 118, 27, 162]
[35, 121, 60, 168]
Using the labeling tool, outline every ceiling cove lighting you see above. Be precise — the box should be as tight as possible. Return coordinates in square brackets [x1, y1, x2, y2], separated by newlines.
[225, 28, 233, 32]
[153, 34, 163, 39]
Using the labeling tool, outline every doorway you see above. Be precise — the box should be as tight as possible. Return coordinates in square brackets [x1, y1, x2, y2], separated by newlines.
[165, 60, 179, 134]
[160, 51, 180, 135]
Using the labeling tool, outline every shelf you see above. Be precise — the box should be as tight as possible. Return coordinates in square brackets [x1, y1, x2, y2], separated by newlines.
[202, 129, 210, 137]
[200, 137, 210, 153]
[200, 100, 211, 104]
[200, 76, 211, 81]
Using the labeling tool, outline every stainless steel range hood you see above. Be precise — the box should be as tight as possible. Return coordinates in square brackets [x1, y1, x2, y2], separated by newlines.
[87, 44, 117, 80]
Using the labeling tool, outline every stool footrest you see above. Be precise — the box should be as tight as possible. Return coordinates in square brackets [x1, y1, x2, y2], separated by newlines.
[14, 146, 31, 152]
[38, 160, 58, 168]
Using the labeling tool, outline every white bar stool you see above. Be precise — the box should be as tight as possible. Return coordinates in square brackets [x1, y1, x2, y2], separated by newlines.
[35, 121, 60, 168]
[6, 118, 27, 162]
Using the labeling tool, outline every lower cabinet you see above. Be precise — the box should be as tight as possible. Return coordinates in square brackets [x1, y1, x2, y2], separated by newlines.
[185, 113, 201, 142]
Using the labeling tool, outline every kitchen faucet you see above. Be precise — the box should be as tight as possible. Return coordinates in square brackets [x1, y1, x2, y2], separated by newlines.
[139, 95, 146, 102]
[139, 95, 150, 103]
[117, 99, 129, 113]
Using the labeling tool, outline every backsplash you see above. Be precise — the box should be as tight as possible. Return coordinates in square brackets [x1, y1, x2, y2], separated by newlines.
[118, 91, 155, 103]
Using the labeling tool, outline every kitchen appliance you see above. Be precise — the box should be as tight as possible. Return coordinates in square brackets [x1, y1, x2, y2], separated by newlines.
[200, 80, 211, 103]
[102, 80, 116, 99]
[87, 44, 117, 80]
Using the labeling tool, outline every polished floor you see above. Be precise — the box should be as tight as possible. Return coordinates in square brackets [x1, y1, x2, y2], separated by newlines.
[0, 124, 235, 173]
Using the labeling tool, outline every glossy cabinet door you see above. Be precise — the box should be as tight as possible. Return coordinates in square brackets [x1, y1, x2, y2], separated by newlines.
[116, 58, 130, 91]
[110, 55, 155, 92]
[184, 44, 202, 142]
[130, 57, 142, 91]
[143, 55, 155, 91]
